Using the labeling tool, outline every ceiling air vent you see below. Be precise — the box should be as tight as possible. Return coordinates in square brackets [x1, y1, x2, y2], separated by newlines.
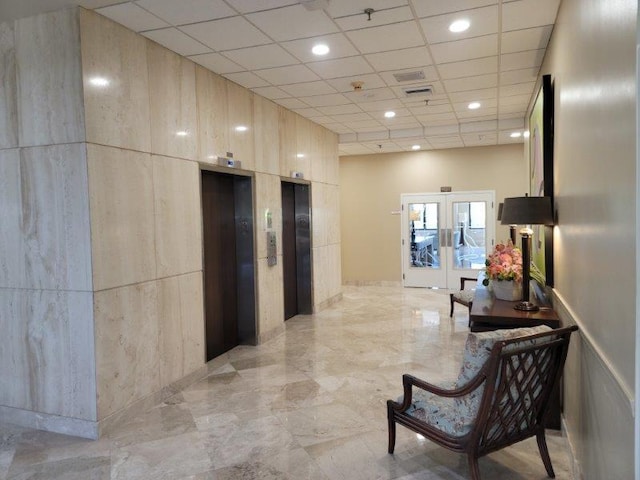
[392, 70, 425, 83]
[402, 85, 434, 97]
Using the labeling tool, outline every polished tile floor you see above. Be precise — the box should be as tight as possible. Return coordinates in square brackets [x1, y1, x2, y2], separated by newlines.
[1, 286, 573, 479]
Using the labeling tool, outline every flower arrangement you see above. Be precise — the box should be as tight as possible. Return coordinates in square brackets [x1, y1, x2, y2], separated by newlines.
[482, 241, 523, 286]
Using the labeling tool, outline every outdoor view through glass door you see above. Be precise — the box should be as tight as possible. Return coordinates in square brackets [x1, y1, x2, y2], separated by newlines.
[401, 191, 495, 289]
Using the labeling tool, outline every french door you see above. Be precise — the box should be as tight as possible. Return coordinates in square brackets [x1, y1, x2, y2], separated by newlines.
[401, 191, 495, 289]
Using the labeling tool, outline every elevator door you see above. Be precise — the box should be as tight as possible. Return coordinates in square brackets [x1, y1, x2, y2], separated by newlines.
[282, 182, 312, 320]
[202, 171, 256, 361]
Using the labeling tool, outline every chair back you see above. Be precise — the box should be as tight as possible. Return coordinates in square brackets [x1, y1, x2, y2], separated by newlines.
[471, 325, 577, 456]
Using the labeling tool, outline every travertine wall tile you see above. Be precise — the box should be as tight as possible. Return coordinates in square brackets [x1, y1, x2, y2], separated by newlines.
[15, 8, 85, 146]
[256, 257, 284, 339]
[0, 22, 18, 149]
[255, 173, 282, 260]
[0, 288, 96, 420]
[294, 116, 312, 179]
[195, 65, 229, 162]
[158, 272, 205, 386]
[87, 144, 155, 291]
[326, 184, 341, 246]
[312, 246, 328, 308]
[253, 96, 279, 175]
[309, 123, 326, 184]
[94, 281, 159, 419]
[0, 149, 24, 288]
[148, 41, 197, 160]
[279, 106, 297, 177]
[311, 182, 328, 248]
[227, 82, 255, 170]
[80, 9, 151, 152]
[152, 155, 202, 278]
[20, 144, 92, 291]
[324, 129, 339, 185]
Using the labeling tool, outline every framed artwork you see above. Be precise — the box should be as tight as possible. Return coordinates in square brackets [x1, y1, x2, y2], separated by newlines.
[528, 74, 554, 286]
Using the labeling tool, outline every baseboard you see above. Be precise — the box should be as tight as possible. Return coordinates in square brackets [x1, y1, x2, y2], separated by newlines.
[562, 415, 584, 480]
[0, 404, 99, 439]
[314, 292, 343, 312]
[343, 280, 402, 287]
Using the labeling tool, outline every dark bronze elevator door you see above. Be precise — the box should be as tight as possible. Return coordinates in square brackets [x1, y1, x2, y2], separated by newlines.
[282, 183, 297, 319]
[202, 172, 238, 360]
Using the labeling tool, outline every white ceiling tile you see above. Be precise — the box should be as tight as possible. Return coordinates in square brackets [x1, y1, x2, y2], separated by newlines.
[358, 99, 405, 113]
[280, 33, 359, 62]
[328, 0, 407, 18]
[311, 115, 338, 124]
[292, 107, 323, 117]
[255, 65, 320, 85]
[430, 35, 498, 63]
[438, 56, 498, 80]
[498, 117, 525, 129]
[501, 26, 553, 54]
[380, 67, 439, 86]
[224, 71, 270, 89]
[189, 52, 244, 73]
[498, 103, 527, 115]
[96, 3, 169, 32]
[417, 112, 458, 125]
[498, 130, 525, 143]
[346, 21, 424, 54]
[365, 47, 433, 72]
[448, 88, 497, 102]
[328, 75, 388, 94]
[246, 4, 338, 42]
[135, 0, 236, 25]
[424, 125, 460, 135]
[224, 0, 297, 14]
[317, 104, 363, 115]
[346, 120, 384, 129]
[390, 127, 424, 139]
[419, 5, 498, 44]
[501, 49, 545, 72]
[338, 132, 358, 143]
[330, 113, 374, 123]
[279, 81, 337, 97]
[500, 67, 538, 85]
[180, 16, 271, 51]
[457, 108, 497, 119]
[307, 56, 374, 79]
[338, 144, 376, 155]
[251, 85, 291, 100]
[409, 104, 453, 115]
[460, 120, 497, 132]
[462, 132, 498, 146]
[443, 73, 498, 92]
[343, 87, 397, 104]
[453, 98, 497, 112]
[500, 82, 535, 97]
[385, 118, 422, 128]
[78, 0, 128, 8]
[325, 123, 356, 134]
[411, 0, 497, 18]
[427, 135, 464, 147]
[274, 97, 311, 109]
[300, 93, 351, 107]
[502, 0, 561, 31]
[335, 6, 413, 31]
[142, 28, 210, 56]
[359, 131, 391, 141]
[499, 94, 531, 106]
[222, 44, 299, 70]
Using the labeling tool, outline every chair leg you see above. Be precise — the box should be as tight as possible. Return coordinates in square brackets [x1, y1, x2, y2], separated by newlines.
[449, 294, 454, 317]
[387, 404, 396, 454]
[536, 431, 556, 478]
[467, 454, 481, 480]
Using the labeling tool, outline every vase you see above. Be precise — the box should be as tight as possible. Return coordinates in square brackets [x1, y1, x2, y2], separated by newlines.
[491, 280, 522, 301]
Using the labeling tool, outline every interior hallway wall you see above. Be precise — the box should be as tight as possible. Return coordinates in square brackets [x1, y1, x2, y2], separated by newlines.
[339, 144, 527, 284]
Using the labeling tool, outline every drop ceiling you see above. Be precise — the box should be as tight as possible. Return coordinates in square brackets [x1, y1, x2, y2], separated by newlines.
[1, 0, 561, 155]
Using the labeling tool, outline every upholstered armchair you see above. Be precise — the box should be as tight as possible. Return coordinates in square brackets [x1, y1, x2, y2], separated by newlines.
[387, 325, 578, 480]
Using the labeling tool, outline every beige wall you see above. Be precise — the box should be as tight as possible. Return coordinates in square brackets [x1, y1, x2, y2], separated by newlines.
[0, 7, 340, 438]
[539, 0, 636, 477]
[340, 144, 527, 283]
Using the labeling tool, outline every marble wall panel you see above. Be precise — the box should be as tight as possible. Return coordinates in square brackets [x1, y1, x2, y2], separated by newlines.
[0, 149, 24, 288]
[311, 182, 328, 248]
[152, 155, 202, 278]
[87, 144, 156, 291]
[15, 8, 85, 147]
[0, 22, 18, 149]
[18, 144, 93, 291]
[255, 173, 283, 260]
[158, 272, 205, 386]
[80, 9, 151, 152]
[195, 66, 229, 162]
[227, 82, 255, 170]
[0, 288, 96, 420]
[326, 184, 341, 246]
[253, 96, 280, 175]
[309, 123, 326, 184]
[256, 257, 284, 340]
[94, 281, 160, 419]
[327, 243, 342, 300]
[294, 116, 312, 179]
[148, 41, 197, 161]
[311, 246, 328, 309]
[324, 129, 340, 186]
[278, 107, 297, 177]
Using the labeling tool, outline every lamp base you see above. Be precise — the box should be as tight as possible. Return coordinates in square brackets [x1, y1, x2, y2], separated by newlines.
[514, 301, 539, 312]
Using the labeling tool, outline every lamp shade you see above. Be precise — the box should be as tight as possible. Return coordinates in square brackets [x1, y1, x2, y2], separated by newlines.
[500, 196, 554, 225]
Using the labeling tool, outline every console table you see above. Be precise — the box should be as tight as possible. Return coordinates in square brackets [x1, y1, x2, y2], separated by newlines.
[469, 280, 563, 429]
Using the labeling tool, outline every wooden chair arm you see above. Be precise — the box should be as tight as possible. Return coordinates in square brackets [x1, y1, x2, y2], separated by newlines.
[460, 276, 478, 290]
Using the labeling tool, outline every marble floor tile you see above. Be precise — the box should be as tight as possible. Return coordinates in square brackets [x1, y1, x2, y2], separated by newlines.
[1, 286, 574, 479]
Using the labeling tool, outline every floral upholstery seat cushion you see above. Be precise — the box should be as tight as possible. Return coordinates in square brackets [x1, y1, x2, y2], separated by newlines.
[452, 290, 474, 303]
[403, 326, 552, 437]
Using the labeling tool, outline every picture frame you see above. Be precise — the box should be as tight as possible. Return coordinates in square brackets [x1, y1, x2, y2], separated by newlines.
[528, 74, 554, 286]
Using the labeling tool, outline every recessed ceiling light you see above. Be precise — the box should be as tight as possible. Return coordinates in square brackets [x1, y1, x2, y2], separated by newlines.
[510, 131, 522, 138]
[296, 153, 305, 158]
[412, 145, 420, 150]
[311, 43, 329, 56]
[449, 19, 470, 33]
[523, 131, 530, 138]
[176, 130, 188, 136]
[468, 102, 481, 110]
[384, 111, 396, 118]
[89, 76, 109, 87]
[235, 125, 248, 132]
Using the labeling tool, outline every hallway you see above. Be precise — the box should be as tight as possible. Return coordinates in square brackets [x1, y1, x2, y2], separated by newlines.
[1, 286, 572, 479]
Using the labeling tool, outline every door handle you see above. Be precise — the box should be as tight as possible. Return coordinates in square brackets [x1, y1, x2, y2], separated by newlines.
[446, 228, 452, 247]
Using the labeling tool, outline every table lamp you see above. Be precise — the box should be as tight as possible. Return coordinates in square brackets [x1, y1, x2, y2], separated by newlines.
[500, 195, 554, 311]
[496, 202, 516, 245]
